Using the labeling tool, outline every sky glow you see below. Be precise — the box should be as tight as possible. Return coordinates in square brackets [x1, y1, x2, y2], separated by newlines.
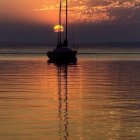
[0, 0, 140, 43]
[36, 0, 140, 23]
[0, 0, 140, 24]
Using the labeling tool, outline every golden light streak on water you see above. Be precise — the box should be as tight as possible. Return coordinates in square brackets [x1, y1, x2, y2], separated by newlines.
[0, 52, 139, 139]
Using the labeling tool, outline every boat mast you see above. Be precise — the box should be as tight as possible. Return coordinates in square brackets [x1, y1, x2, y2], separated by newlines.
[57, 0, 62, 48]
[58, 0, 68, 48]
[65, 0, 68, 47]
[62, 0, 68, 47]
[59, 0, 62, 45]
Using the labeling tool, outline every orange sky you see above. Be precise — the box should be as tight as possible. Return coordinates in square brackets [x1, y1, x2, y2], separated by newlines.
[0, 0, 48, 24]
[0, 0, 66, 25]
[0, 0, 140, 43]
[0, 0, 140, 25]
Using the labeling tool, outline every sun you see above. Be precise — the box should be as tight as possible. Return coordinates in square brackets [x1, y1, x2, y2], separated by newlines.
[53, 25, 64, 32]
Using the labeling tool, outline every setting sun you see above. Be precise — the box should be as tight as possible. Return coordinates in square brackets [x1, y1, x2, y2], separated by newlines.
[53, 25, 64, 33]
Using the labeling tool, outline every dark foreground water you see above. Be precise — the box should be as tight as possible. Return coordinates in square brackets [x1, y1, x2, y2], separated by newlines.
[0, 46, 140, 140]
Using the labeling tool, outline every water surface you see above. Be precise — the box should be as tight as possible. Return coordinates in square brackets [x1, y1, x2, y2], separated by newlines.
[0, 48, 140, 140]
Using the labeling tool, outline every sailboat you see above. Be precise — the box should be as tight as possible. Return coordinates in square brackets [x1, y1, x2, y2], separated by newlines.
[47, 0, 77, 62]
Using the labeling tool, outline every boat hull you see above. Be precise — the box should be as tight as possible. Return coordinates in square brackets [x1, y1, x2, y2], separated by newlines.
[47, 48, 77, 62]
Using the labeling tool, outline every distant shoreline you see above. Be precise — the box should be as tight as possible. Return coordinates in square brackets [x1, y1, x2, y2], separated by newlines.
[0, 42, 140, 47]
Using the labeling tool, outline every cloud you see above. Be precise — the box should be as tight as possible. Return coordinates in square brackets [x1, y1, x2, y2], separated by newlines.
[36, 0, 140, 24]
[0, 0, 140, 43]
[73, 0, 140, 23]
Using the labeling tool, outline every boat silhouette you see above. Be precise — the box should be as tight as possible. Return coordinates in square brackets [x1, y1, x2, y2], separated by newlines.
[47, 0, 77, 62]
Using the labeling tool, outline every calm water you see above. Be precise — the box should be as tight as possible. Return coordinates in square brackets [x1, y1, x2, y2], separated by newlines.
[0, 46, 140, 140]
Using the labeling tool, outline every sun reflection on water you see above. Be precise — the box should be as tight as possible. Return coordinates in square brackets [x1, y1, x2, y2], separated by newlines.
[0, 57, 139, 139]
